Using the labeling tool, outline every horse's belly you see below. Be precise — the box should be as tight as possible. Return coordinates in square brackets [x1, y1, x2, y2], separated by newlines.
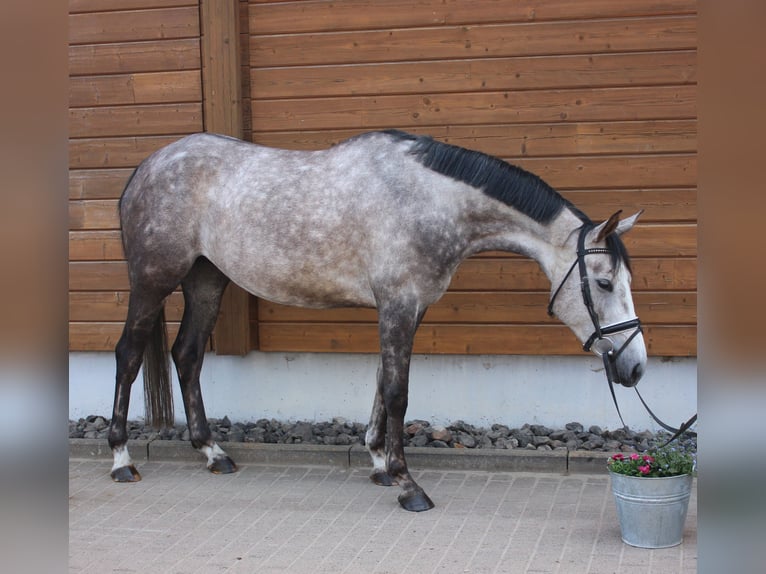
[223, 261, 376, 310]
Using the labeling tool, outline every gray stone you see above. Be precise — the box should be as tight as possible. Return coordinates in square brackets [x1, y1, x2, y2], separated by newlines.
[334, 433, 352, 446]
[565, 422, 584, 433]
[477, 435, 494, 449]
[457, 432, 476, 448]
[549, 430, 567, 441]
[411, 433, 429, 447]
[581, 435, 605, 450]
[429, 426, 453, 443]
[227, 429, 245, 442]
[530, 424, 554, 437]
[532, 436, 552, 447]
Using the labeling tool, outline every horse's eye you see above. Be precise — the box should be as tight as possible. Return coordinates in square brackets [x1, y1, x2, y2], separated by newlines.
[596, 279, 613, 292]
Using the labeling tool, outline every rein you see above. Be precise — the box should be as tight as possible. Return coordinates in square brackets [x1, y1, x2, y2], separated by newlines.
[548, 225, 696, 447]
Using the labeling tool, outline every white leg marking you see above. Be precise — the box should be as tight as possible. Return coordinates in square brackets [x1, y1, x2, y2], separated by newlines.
[111, 445, 132, 473]
[199, 442, 228, 467]
[366, 429, 387, 472]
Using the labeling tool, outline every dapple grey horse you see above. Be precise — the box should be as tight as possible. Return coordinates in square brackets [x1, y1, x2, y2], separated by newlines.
[109, 130, 646, 511]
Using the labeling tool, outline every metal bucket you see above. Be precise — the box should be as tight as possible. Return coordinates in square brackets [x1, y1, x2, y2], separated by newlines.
[609, 471, 693, 548]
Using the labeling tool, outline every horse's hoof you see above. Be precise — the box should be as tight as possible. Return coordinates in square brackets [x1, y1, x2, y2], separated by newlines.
[111, 465, 141, 482]
[370, 470, 398, 487]
[208, 456, 238, 474]
[398, 490, 435, 512]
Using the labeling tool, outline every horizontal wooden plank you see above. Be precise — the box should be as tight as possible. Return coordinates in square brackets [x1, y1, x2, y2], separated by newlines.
[258, 291, 696, 325]
[69, 38, 200, 76]
[249, 0, 696, 35]
[250, 17, 696, 67]
[69, 169, 135, 200]
[66, 182, 695, 236]
[69, 322, 181, 351]
[256, 323, 696, 356]
[70, 132, 697, 180]
[252, 120, 697, 156]
[69, 255, 696, 297]
[252, 51, 696, 99]
[449, 258, 696, 291]
[69, 291, 185, 322]
[69, 135, 186, 170]
[250, 85, 696, 132]
[69, 1, 196, 14]
[69, 231, 124, 261]
[69, 202, 120, 231]
[69, 261, 129, 291]
[69, 103, 202, 138]
[69, 6, 199, 45]
[621, 224, 696, 257]
[67, 189, 697, 230]
[562, 189, 696, 223]
[72, 122, 695, 170]
[513, 155, 696, 190]
[69, 320, 694, 355]
[67, 220, 695, 259]
[70, 70, 201, 107]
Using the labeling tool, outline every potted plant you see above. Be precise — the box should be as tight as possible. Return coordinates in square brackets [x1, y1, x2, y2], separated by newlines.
[607, 440, 696, 548]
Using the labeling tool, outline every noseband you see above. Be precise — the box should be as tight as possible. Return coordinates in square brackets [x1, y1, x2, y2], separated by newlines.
[547, 225, 642, 384]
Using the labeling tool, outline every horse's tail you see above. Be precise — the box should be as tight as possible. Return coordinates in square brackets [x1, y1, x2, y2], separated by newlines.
[143, 307, 174, 430]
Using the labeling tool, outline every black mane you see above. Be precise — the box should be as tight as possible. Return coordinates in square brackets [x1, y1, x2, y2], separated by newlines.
[385, 129, 571, 224]
[384, 129, 630, 271]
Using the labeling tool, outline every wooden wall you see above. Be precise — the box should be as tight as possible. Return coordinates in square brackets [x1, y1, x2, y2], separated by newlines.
[68, 0, 697, 357]
[245, 0, 697, 356]
[68, 0, 204, 350]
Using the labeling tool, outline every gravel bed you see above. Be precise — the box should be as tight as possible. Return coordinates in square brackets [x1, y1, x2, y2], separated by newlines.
[70, 415, 696, 454]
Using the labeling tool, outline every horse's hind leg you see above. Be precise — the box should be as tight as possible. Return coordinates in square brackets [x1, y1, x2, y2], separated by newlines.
[109, 288, 172, 482]
[172, 257, 237, 474]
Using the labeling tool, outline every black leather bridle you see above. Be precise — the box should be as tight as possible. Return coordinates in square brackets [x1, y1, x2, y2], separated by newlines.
[547, 224, 643, 384]
[547, 224, 696, 445]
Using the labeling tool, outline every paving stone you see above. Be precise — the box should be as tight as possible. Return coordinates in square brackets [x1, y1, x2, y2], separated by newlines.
[69, 458, 696, 574]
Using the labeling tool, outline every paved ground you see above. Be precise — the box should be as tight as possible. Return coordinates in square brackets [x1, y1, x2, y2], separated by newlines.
[69, 457, 696, 573]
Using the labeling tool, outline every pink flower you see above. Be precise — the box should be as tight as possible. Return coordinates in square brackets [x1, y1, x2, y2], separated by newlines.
[612, 454, 624, 461]
[642, 455, 655, 463]
[638, 465, 651, 475]
[630, 453, 640, 461]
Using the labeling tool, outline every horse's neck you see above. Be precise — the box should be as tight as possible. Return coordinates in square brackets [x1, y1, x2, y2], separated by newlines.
[465, 207, 581, 281]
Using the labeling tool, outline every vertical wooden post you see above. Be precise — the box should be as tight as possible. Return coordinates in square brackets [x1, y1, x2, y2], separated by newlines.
[200, 0, 250, 355]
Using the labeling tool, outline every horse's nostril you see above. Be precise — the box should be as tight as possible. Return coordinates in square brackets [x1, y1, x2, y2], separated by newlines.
[630, 363, 644, 385]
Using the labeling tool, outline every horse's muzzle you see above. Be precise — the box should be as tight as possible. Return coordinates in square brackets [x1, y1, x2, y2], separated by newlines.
[592, 335, 645, 388]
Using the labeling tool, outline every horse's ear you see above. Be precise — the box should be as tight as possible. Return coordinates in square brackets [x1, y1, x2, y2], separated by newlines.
[594, 209, 643, 242]
[594, 210, 622, 242]
[614, 210, 643, 237]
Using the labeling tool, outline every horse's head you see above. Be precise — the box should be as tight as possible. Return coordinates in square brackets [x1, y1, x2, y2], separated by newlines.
[548, 210, 647, 387]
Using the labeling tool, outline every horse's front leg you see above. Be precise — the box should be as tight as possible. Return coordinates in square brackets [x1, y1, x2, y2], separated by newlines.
[375, 303, 434, 512]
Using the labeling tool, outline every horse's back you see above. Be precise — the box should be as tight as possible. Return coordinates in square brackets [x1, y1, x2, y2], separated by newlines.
[119, 132, 452, 308]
